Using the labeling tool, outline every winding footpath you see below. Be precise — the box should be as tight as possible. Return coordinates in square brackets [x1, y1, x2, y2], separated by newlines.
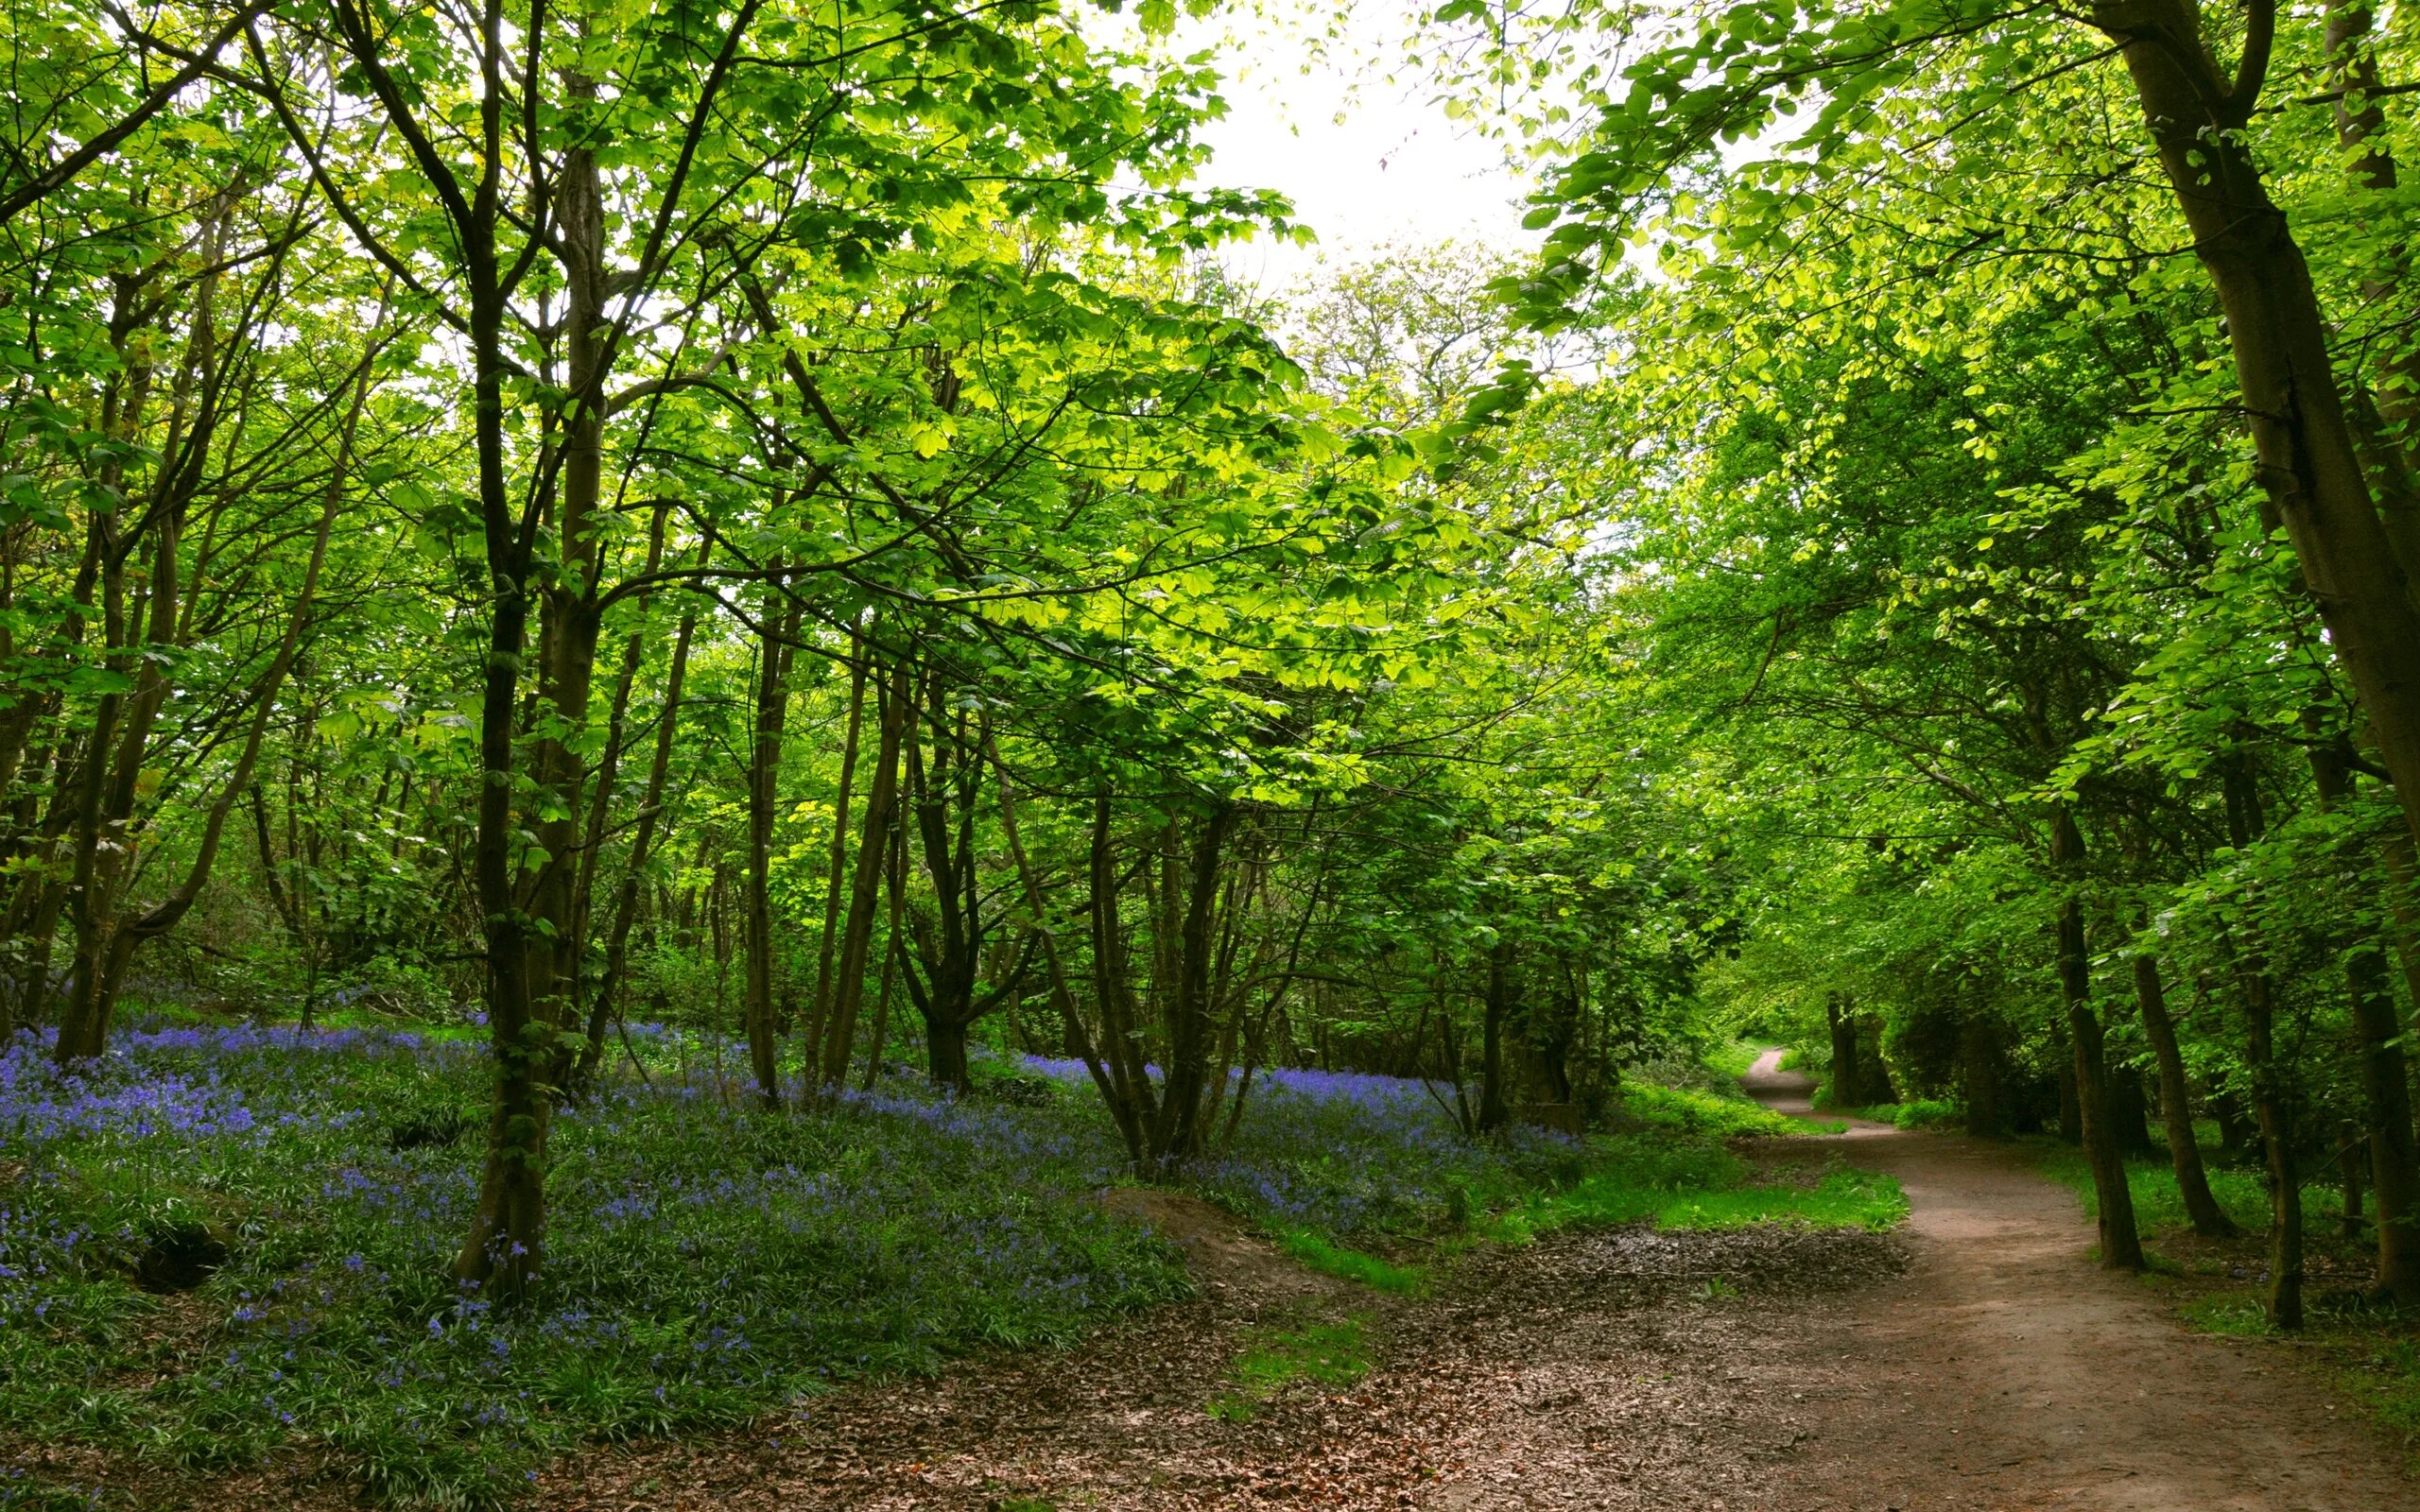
[511, 1058, 2417, 1511]
[1741, 1047, 2412, 1511]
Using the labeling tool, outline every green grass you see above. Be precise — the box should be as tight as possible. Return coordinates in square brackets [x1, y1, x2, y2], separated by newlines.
[1699, 1040, 1764, 1080]
[1273, 1229, 1426, 1294]
[1618, 1079, 1843, 1139]
[1832, 1098, 1964, 1131]
[1471, 1137, 1906, 1244]
[2343, 1336, 2420, 1446]
[2031, 1142, 2342, 1234]
[1207, 1316, 1374, 1421]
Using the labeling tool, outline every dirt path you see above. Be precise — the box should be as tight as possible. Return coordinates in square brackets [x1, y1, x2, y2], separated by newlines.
[521, 1060, 2413, 1512]
[1740, 1046, 2412, 1511]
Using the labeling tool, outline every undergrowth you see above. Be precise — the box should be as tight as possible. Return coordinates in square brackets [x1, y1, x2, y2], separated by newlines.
[1469, 1139, 1906, 1245]
[2031, 1141, 2345, 1235]
[1831, 1098, 1965, 1131]
[1274, 1229, 1425, 1294]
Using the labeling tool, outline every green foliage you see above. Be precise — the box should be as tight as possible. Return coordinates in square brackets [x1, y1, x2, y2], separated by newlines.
[1699, 1040, 1763, 1080]
[1618, 1080, 1814, 1139]
[1474, 1138, 1905, 1242]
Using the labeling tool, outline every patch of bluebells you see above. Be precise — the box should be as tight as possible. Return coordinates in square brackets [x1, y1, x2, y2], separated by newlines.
[1014, 1054, 1583, 1237]
[1, 1018, 1581, 1505]
[0, 1019, 1183, 1503]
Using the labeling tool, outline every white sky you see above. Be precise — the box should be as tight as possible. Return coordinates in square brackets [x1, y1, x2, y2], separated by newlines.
[1099, 2, 1541, 286]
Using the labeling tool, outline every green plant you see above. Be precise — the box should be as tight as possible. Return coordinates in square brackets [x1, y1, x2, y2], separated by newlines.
[1208, 1316, 1375, 1421]
[1273, 1230, 1426, 1294]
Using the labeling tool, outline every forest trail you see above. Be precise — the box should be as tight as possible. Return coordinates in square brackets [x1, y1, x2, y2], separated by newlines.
[516, 1068, 2419, 1512]
[1740, 1046, 2413, 1511]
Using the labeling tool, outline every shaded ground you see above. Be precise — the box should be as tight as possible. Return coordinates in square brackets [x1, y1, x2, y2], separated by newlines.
[536, 1216, 1904, 1512]
[26, 1057, 2413, 1509]
[527, 1057, 2411, 1510]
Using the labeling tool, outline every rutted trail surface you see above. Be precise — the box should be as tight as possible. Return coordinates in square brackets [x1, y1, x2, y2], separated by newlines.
[1740, 1048, 2411, 1511]
[520, 1060, 2412, 1512]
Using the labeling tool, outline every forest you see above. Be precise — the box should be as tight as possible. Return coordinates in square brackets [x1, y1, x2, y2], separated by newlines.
[4, 0, 2420, 1506]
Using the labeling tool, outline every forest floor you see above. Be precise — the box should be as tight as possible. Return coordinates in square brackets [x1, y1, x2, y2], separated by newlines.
[56, 1049, 2411, 1511]
[509, 1052, 2416, 1512]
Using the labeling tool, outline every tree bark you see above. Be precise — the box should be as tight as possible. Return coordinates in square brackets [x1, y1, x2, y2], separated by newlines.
[2321, 0, 2420, 592]
[1960, 1012, 2002, 1137]
[1825, 993, 1861, 1111]
[572, 570, 702, 1096]
[1148, 802, 1237, 1164]
[801, 636, 867, 1082]
[817, 662, 907, 1087]
[2307, 740, 2420, 1300]
[2049, 809, 2145, 1269]
[2133, 948, 2240, 1238]
[2219, 758, 2304, 1327]
[742, 588, 805, 1109]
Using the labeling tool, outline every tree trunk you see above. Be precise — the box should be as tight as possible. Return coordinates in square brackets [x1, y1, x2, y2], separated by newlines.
[1825, 992, 1860, 1110]
[572, 574, 702, 1096]
[2320, 0, 2420, 591]
[2050, 809, 2145, 1269]
[1478, 938, 1513, 1134]
[742, 590, 804, 1110]
[1853, 1013, 1895, 1106]
[1960, 1012, 2002, 1137]
[802, 637, 867, 1081]
[2134, 948, 2239, 1237]
[2107, 1062, 2155, 1157]
[2241, 960, 2305, 1329]
[817, 662, 907, 1087]
[2218, 759, 2303, 1327]
[859, 834, 905, 1091]
[1150, 801, 1236, 1164]
[2306, 731, 2420, 1299]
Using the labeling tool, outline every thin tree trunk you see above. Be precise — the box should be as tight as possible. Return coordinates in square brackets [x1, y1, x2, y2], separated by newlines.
[572, 562, 704, 1096]
[818, 661, 907, 1086]
[859, 828, 905, 1091]
[2134, 947, 2240, 1238]
[1478, 938, 1513, 1134]
[801, 634, 867, 1084]
[1960, 1011, 2002, 1137]
[743, 589, 805, 1110]
[988, 739, 1139, 1162]
[2049, 809, 2145, 1269]
[2307, 739, 2420, 1299]
[2219, 759, 2303, 1327]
